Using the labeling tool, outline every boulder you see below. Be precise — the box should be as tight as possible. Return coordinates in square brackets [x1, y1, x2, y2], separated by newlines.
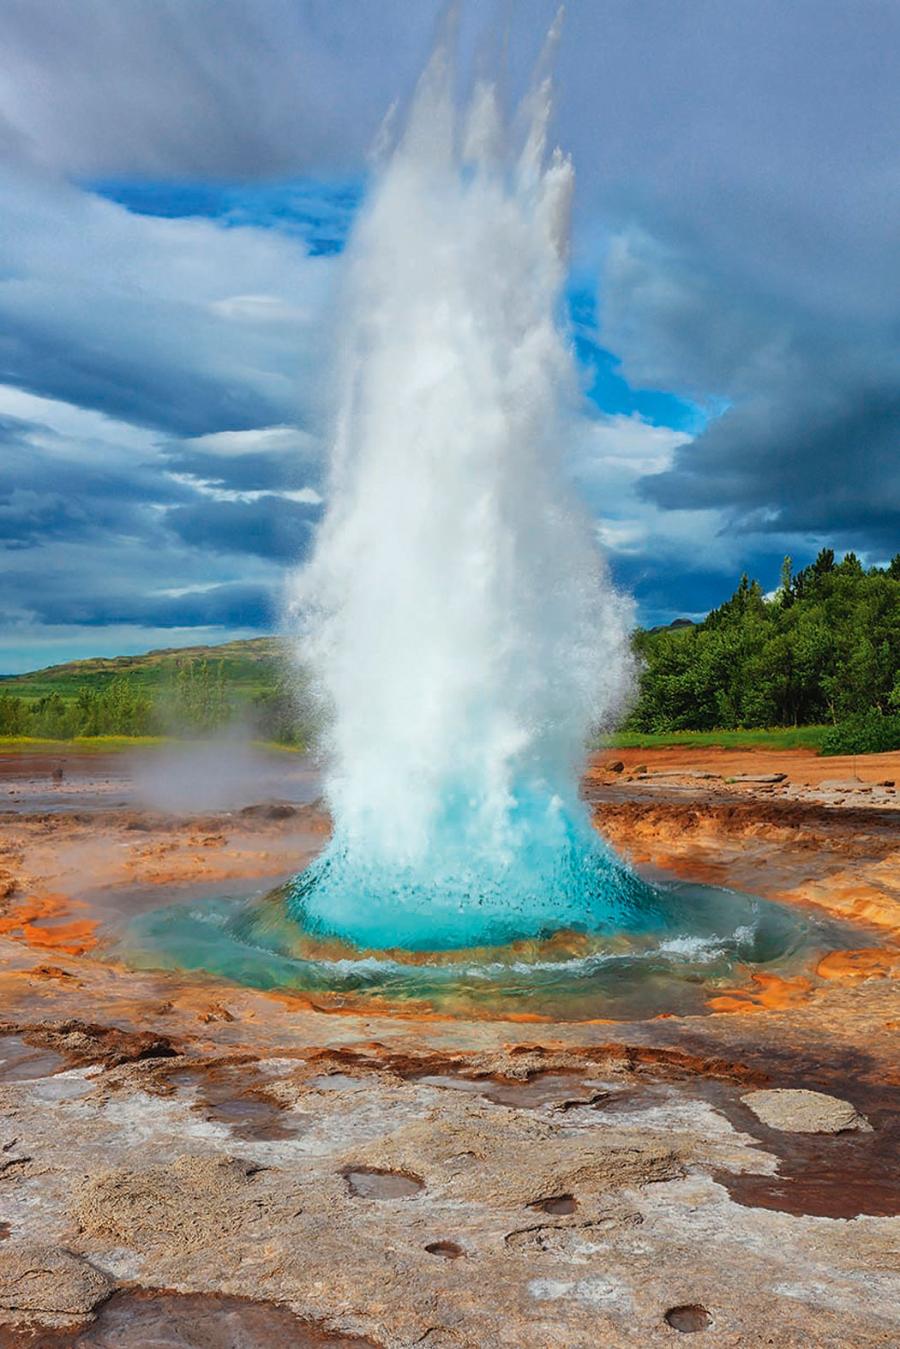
[741, 1088, 872, 1134]
[0, 1243, 113, 1314]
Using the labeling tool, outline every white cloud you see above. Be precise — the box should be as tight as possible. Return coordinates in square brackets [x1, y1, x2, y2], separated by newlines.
[180, 426, 319, 458]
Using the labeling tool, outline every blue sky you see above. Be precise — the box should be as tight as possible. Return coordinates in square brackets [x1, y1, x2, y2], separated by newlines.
[0, 0, 897, 673]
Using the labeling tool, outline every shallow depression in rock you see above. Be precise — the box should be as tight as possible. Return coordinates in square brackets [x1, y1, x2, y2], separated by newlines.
[8, 1289, 376, 1348]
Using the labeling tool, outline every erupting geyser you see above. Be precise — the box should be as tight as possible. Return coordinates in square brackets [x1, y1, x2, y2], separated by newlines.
[282, 39, 654, 951]
[117, 30, 851, 1018]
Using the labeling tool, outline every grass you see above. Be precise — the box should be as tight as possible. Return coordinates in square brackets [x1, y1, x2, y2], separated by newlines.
[603, 726, 830, 751]
[0, 637, 851, 758]
[0, 735, 171, 752]
[0, 735, 305, 754]
[2, 724, 832, 757]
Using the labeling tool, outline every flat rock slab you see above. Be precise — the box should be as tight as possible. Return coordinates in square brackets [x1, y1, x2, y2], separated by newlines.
[0, 1242, 113, 1314]
[741, 1088, 872, 1134]
[647, 770, 721, 780]
[730, 773, 788, 784]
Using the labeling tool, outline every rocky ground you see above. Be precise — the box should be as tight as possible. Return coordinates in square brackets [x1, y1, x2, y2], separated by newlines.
[0, 746, 896, 1347]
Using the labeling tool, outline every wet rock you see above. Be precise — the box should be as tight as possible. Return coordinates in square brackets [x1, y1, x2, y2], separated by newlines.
[13, 1020, 178, 1069]
[741, 1088, 872, 1134]
[62, 1289, 375, 1348]
[239, 802, 299, 820]
[334, 1094, 685, 1208]
[0, 1242, 113, 1314]
[342, 1167, 423, 1199]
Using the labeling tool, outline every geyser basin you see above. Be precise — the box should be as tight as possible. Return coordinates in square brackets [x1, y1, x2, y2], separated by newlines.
[117, 868, 855, 1022]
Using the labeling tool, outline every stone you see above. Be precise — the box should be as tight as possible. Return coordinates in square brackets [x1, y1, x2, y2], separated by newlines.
[741, 1088, 872, 1134]
[606, 760, 625, 773]
[731, 773, 787, 784]
[0, 1242, 113, 1314]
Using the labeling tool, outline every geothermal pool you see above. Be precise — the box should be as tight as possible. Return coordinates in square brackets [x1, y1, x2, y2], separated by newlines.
[116, 870, 856, 1021]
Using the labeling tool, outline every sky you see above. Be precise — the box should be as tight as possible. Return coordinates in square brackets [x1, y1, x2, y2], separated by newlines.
[0, 0, 897, 673]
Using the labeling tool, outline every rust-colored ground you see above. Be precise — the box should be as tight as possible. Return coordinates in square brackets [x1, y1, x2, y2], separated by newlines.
[0, 747, 897, 1346]
[591, 743, 900, 786]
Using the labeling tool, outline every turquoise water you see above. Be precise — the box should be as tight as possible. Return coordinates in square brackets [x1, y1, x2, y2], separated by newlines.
[115, 863, 851, 1021]
[279, 809, 663, 951]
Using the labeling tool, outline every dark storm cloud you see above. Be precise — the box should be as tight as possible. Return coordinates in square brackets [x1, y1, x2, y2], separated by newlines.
[570, 3, 900, 562]
[0, 406, 305, 657]
[0, 0, 896, 652]
[167, 495, 320, 563]
[164, 450, 296, 493]
[0, 412, 187, 548]
[0, 0, 439, 178]
[642, 377, 900, 552]
[0, 170, 333, 437]
[26, 580, 274, 630]
[603, 227, 900, 552]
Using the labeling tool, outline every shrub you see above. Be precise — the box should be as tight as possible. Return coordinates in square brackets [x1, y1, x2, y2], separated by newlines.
[820, 711, 900, 756]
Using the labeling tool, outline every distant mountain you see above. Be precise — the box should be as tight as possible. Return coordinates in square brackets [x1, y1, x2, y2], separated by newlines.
[643, 618, 696, 636]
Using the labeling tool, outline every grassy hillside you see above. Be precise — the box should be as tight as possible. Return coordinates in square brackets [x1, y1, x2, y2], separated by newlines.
[0, 637, 287, 705]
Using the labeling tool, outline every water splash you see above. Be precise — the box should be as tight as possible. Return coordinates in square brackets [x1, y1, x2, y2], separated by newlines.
[283, 35, 643, 950]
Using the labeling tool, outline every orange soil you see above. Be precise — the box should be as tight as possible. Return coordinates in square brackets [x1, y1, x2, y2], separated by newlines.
[594, 744, 900, 786]
[816, 947, 900, 983]
[706, 971, 813, 1015]
[0, 892, 98, 956]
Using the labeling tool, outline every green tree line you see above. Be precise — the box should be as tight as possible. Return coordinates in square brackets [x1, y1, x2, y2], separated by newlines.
[627, 550, 900, 752]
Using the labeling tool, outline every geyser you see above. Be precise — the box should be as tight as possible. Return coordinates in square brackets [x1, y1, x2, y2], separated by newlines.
[282, 38, 648, 950]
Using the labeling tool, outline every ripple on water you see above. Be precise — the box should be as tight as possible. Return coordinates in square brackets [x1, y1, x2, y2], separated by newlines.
[112, 873, 861, 1021]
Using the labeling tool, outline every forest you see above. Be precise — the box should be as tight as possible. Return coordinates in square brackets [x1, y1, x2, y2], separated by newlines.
[626, 550, 900, 752]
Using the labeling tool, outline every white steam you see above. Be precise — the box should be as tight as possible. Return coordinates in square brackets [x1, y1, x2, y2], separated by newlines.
[286, 43, 633, 872]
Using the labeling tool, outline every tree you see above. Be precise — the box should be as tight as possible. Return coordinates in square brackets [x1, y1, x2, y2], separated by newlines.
[627, 552, 900, 733]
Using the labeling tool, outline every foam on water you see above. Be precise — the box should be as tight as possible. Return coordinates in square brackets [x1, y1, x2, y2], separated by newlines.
[283, 27, 642, 950]
[118, 877, 854, 1021]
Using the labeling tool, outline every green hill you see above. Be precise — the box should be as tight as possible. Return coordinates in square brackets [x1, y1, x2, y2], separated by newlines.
[0, 637, 288, 704]
[0, 637, 310, 744]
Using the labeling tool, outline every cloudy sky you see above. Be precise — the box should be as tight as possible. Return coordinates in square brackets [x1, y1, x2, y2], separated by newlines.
[0, 0, 897, 672]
